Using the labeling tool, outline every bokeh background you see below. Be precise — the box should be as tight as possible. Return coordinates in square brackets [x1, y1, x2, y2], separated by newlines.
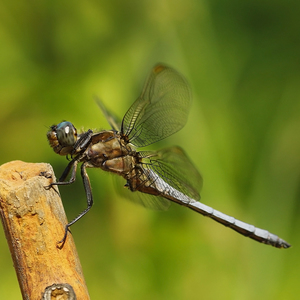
[0, 0, 299, 299]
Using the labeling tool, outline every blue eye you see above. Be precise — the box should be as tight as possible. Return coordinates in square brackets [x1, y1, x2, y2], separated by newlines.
[47, 121, 77, 155]
[56, 122, 77, 147]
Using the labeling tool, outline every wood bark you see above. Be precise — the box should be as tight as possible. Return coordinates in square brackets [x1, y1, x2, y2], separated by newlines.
[0, 161, 90, 300]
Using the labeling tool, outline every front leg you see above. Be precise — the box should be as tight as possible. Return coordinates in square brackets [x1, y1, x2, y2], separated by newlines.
[72, 129, 93, 154]
[57, 159, 78, 185]
[46, 159, 79, 192]
[57, 162, 94, 247]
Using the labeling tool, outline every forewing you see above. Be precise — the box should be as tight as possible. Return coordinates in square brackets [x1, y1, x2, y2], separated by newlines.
[95, 96, 122, 131]
[139, 146, 203, 201]
[121, 64, 191, 147]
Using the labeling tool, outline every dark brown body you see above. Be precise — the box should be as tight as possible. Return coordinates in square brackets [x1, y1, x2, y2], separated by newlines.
[82, 130, 161, 197]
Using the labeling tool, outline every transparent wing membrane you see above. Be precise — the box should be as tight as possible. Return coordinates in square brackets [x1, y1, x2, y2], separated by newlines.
[95, 96, 122, 131]
[121, 64, 191, 147]
[113, 175, 171, 210]
[139, 147, 202, 201]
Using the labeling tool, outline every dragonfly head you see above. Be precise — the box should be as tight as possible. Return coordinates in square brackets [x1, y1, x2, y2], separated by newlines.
[47, 121, 78, 156]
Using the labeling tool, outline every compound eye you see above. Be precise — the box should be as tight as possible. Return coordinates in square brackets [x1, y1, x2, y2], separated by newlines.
[56, 121, 77, 147]
[47, 121, 78, 156]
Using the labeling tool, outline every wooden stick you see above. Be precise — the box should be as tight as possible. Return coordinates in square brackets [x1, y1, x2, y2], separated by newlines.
[0, 161, 90, 300]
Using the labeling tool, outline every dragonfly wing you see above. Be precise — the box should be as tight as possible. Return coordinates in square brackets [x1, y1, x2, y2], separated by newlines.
[139, 146, 202, 201]
[95, 96, 122, 131]
[121, 64, 191, 147]
[126, 189, 171, 210]
[113, 175, 171, 210]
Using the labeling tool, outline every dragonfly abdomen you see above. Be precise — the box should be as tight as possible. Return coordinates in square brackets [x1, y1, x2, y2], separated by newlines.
[186, 200, 290, 249]
[143, 168, 290, 248]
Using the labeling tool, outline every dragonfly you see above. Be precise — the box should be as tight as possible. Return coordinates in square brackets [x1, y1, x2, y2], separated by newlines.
[47, 64, 290, 249]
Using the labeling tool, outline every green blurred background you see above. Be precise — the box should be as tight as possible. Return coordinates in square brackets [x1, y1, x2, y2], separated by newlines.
[0, 0, 299, 299]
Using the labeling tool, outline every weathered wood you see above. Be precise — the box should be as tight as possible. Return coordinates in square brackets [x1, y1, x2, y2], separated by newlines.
[0, 161, 90, 300]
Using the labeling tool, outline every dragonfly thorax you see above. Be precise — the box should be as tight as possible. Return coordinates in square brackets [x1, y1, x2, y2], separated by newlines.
[86, 130, 137, 177]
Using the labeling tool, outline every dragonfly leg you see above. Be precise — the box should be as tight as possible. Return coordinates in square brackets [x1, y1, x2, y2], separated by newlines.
[72, 129, 93, 153]
[57, 162, 94, 247]
[47, 159, 79, 191]
[44, 160, 77, 194]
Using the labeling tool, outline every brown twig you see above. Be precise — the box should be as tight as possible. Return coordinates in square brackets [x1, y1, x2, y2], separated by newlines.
[0, 161, 90, 300]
